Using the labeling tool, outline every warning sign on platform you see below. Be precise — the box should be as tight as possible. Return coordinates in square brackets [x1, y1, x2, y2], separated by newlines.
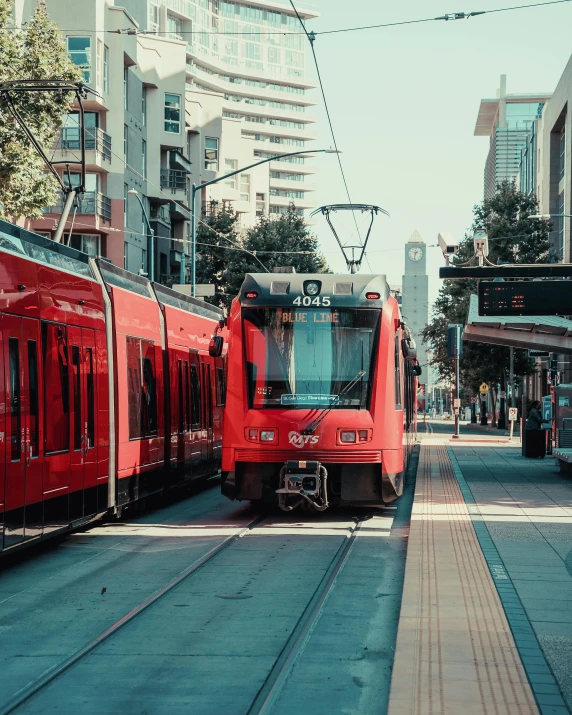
[454, 398, 461, 408]
[509, 407, 518, 421]
[471, 397, 477, 404]
[479, 383, 489, 394]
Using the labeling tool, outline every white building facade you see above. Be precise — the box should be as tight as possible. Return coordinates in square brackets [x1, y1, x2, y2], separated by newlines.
[14, 0, 318, 283]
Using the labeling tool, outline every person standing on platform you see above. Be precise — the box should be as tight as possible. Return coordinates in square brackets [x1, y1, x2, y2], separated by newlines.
[525, 400, 545, 458]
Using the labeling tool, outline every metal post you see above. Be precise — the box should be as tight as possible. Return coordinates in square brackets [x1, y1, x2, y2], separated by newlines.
[453, 348, 460, 439]
[510, 346, 515, 408]
[53, 189, 77, 243]
[191, 183, 197, 297]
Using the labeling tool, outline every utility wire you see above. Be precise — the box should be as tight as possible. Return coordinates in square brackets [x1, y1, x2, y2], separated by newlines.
[289, 0, 365, 264]
[2, 0, 569, 36]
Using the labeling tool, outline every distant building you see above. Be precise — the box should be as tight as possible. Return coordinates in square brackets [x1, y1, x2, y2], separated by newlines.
[474, 75, 550, 201]
[401, 230, 428, 381]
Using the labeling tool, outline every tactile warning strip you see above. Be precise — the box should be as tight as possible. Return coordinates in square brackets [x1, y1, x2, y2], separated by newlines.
[447, 447, 569, 715]
[388, 444, 539, 715]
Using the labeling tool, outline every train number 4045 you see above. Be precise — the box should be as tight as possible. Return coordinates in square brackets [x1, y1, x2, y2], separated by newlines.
[292, 295, 331, 307]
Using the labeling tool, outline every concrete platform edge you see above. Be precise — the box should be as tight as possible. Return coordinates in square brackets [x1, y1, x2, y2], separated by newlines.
[446, 446, 569, 715]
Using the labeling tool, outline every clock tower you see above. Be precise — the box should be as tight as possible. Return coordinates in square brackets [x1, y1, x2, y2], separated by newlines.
[402, 230, 429, 389]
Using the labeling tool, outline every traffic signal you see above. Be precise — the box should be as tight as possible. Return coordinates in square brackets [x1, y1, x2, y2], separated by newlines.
[447, 324, 463, 357]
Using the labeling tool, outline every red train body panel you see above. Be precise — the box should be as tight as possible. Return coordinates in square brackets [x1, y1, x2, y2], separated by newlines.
[0, 220, 226, 554]
[221, 273, 418, 511]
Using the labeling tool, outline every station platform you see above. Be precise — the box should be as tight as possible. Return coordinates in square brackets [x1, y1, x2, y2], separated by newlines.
[388, 430, 572, 715]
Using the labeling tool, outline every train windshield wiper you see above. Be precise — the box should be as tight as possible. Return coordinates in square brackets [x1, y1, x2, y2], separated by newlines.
[301, 370, 366, 435]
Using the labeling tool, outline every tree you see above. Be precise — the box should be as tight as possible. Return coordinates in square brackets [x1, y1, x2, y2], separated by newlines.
[0, 0, 82, 220]
[194, 203, 241, 308]
[222, 204, 329, 305]
[423, 182, 551, 422]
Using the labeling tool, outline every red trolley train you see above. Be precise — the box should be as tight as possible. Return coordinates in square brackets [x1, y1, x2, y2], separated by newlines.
[0, 219, 226, 555]
[221, 273, 420, 512]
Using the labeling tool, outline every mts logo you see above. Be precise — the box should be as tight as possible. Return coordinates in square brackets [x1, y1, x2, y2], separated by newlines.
[288, 431, 319, 449]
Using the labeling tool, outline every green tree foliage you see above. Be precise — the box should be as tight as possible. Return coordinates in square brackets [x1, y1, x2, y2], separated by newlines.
[423, 182, 551, 403]
[194, 203, 241, 308]
[195, 203, 328, 308]
[0, 0, 82, 219]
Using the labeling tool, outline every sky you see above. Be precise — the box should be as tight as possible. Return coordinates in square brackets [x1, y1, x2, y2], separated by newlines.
[303, 0, 572, 308]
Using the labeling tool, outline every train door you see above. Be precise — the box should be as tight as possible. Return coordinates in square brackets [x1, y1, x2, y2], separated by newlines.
[201, 359, 213, 464]
[189, 352, 202, 468]
[2, 315, 43, 549]
[68, 326, 98, 524]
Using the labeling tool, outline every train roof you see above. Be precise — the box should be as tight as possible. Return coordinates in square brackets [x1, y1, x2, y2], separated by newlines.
[0, 219, 222, 321]
[239, 273, 390, 308]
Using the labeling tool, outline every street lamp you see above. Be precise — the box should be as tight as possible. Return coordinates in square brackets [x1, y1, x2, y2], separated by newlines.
[128, 189, 155, 282]
[183, 148, 340, 296]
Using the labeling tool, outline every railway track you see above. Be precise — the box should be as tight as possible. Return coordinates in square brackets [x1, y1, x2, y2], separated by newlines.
[1, 510, 374, 715]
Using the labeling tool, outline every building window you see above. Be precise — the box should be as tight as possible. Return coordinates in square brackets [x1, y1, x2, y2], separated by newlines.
[142, 87, 147, 126]
[124, 241, 128, 269]
[167, 14, 184, 40]
[67, 37, 91, 83]
[164, 93, 181, 133]
[256, 193, 265, 217]
[268, 47, 279, 64]
[559, 126, 566, 181]
[142, 139, 147, 179]
[70, 234, 99, 257]
[124, 125, 128, 167]
[224, 158, 237, 188]
[124, 67, 128, 109]
[204, 137, 219, 170]
[124, 183, 128, 228]
[240, 173, 250, 202]
[103, 45, 109, 93]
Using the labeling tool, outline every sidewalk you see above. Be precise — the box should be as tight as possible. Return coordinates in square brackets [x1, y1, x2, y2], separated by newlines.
[388, 435, 572, 715]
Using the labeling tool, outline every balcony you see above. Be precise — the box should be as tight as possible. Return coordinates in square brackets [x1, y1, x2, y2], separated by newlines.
[160, 169, 188, 194]
[59, 128, 112, 162]
[44, 191, 112, 222]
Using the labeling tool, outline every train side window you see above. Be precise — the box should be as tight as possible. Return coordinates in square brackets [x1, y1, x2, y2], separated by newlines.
[86, 347, 94, 448]
[141, 341, 158, 436]
[190, 363, 200, 429]
[27, 340, 39, 458]
[43, 323, 69, 453]
[177, 359, 184, 434]
[216, 366, 226, 407]
[127, 337, 142, 439]
[9, 338, 20, 461]
[394, 334, 402, 410]
[184, 361, 191, 430]
[206, 364, 213, 428]
[72, 346, 81, 451]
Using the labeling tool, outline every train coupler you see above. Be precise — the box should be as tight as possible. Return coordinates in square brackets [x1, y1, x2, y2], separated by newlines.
[276, 460, 329, 512]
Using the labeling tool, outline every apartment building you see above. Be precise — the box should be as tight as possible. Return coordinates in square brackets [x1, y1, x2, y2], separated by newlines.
[14, 0, 318, 282]
[120, 0, 318, 222]
[15, 0, 192, 281]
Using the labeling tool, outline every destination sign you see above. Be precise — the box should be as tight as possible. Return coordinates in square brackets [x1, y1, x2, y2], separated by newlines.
[478, 281, 572, 317]
[281, 311, 339, 323]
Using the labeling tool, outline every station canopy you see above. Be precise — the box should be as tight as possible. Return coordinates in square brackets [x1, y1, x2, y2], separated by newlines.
[464, 295, 572, 354]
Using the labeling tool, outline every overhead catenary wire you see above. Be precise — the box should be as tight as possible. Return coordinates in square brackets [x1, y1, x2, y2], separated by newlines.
[288, 0, 366, 265]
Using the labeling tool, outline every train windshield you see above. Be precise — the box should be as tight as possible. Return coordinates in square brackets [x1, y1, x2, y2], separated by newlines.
[243, 307, 380, 409]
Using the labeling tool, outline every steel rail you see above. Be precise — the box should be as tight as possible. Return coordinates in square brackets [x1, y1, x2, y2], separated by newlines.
[0, 514, 267, 715]
[247, 515, 369, 715]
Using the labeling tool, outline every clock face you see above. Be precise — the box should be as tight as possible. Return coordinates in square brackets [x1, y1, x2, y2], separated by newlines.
[408, 247, 423, 262]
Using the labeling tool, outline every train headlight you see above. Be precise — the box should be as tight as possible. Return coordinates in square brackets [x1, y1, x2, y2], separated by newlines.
[305, 281, 320, 296]
[340, 431, 357, 443]
[260, 430, 276, 442]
